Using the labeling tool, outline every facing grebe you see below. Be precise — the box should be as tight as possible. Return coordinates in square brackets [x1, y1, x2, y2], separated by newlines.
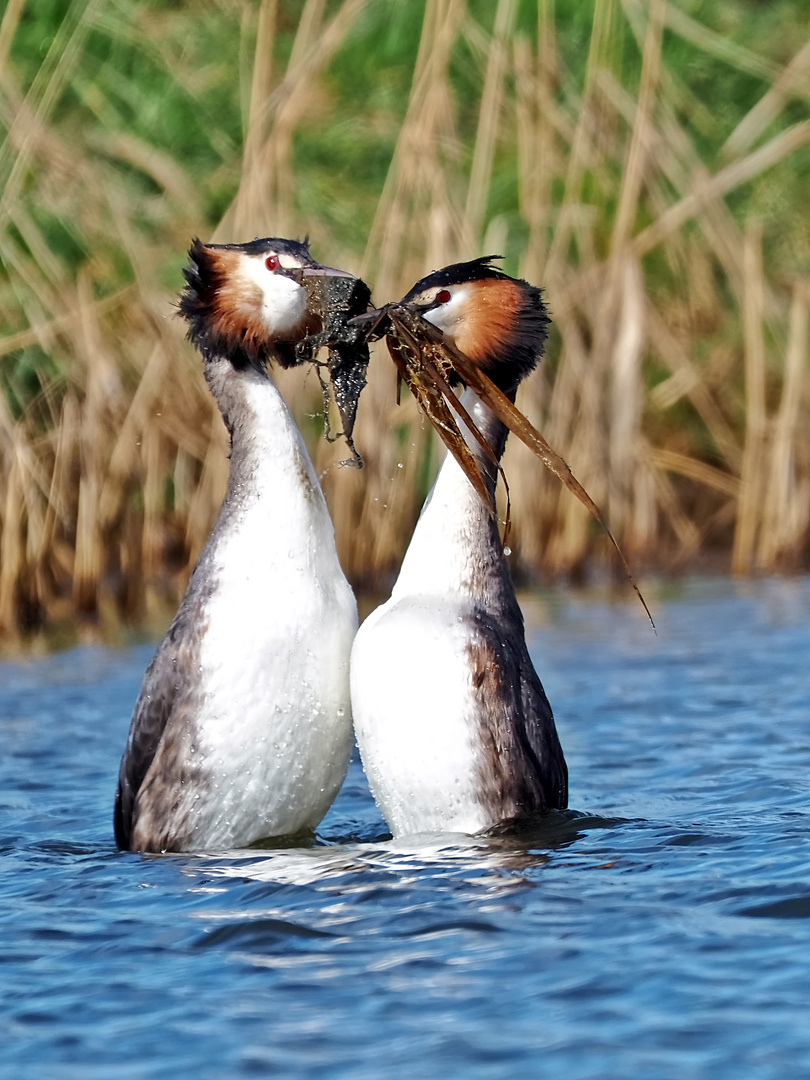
[114, 237, 361, 853]
[350, 258, 568, 836]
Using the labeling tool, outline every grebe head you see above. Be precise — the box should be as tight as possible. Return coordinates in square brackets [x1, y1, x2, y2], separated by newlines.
[179, 236, 356, 371]
[400, 256, 550, 393]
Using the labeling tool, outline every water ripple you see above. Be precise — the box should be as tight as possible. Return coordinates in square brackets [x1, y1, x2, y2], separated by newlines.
[2, 580, 810, 1078]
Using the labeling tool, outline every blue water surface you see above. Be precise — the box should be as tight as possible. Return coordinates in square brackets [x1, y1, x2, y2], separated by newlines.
[2, 577, 809, 1079]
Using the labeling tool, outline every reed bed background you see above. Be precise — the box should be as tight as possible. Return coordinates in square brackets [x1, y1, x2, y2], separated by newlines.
[1, 0, 808, 643]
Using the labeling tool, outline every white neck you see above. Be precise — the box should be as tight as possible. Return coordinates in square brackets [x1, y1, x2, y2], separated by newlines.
[391, 388, 505, 602]
[207, 361, 339, 573]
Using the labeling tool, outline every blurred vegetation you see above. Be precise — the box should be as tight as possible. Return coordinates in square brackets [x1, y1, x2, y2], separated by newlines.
[0, 0, 809, 643]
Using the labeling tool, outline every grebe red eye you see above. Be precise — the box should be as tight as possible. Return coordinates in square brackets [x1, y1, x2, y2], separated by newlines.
[436, 289, 451, 304]
[265, 255, 280, 271]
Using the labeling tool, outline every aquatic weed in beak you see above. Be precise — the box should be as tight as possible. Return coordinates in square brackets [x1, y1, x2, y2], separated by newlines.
[297, 271, 372, 468]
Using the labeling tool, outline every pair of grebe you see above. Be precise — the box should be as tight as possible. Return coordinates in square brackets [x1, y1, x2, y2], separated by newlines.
[114, 238, 567, 852]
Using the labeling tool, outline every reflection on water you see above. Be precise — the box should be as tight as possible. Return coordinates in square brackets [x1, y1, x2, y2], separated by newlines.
[2, 578, 810, 1079]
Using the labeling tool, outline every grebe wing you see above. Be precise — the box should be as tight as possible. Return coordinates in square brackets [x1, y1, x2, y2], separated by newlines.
[113, 604, 202, 848]
[466, 606, 568, 816]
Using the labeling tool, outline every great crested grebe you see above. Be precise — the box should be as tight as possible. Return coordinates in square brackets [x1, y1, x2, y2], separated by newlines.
[114, 237, 365, 853]
[350, 258, 568, 836]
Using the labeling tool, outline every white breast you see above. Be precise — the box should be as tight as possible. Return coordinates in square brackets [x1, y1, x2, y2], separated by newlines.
[350, 388, 509, 838]
[172, 376, 357, 848]
[351, 594, 492, 837]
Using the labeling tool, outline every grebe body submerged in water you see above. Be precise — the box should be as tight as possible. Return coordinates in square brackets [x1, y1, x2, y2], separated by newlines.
[115, 238, 364, 853]
[351, 259, 568, 836]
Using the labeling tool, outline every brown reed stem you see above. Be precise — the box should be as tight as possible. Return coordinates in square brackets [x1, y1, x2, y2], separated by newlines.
[731, 222, 767, 575]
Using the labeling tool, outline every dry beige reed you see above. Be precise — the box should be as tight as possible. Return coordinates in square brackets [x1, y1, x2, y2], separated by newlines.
[0, 0, 808, 642]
